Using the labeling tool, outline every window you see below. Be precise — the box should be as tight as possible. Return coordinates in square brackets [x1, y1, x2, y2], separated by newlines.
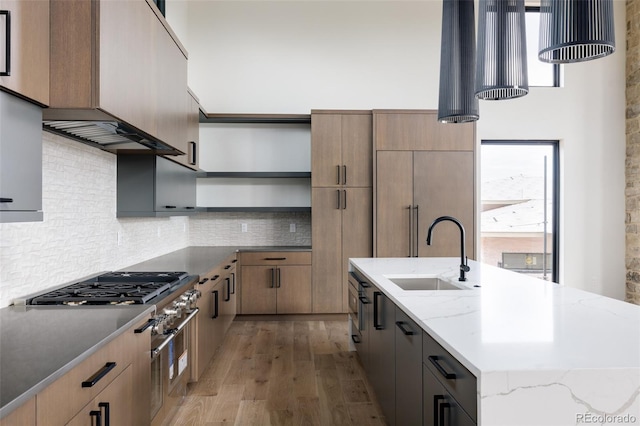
[481, 141, 560, 283]
[526, 7, 561, 87]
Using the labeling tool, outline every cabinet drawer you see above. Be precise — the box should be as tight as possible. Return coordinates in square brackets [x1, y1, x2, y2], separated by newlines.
[240, 251, 311, 266]
[36, 328, 134, 424]
[423, 331, 477, 422]
[199, 253, 237, 284]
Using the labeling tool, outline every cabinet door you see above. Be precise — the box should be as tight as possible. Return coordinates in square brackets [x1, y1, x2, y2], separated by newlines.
[368, 288, 396, 425]
[99, 0, 156, 136]
[0, 91, 41, 215]
[341, 113, 372, 187]
[311, 113, 342, 187]
[240, 266, 277, 314]
[67, 365, 133, 426]
[395, 307, 422, 426]
[423, 366, 475, 426]
[0, 397, 35, 426]
[375, 151, 413, 257]
[276, 265, 311, 314]
[342, 188, 372, 312]
[312, 188, 343, 313]
[0, 0, 49, 105]
[414, 151, 475, 259]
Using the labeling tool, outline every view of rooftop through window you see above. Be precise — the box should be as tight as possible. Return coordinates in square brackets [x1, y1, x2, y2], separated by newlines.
[480, 142, 559, 282]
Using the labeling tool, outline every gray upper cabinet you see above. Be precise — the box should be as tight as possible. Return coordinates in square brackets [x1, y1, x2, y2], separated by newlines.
[0, 91, 43, 223]
[117, 155, 196, 217]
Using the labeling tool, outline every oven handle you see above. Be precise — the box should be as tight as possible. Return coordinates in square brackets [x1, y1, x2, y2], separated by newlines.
[151, 307, 199, 359]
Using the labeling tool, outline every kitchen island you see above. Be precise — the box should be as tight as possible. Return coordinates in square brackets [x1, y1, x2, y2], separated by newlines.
[350, 257, 640, 425]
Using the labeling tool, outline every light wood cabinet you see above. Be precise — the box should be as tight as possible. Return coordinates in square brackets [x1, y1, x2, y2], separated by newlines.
[311, 111, 373, 313]
[239, 252, 312, 314]
[0, 397, 35, 426]
[0, 0, 49, 106]
[172, 89, 200, 170]
[67, 365, 133, 426]
[374, 110, 475, 259]
[35, 319, 150, 426]
[220, 262, 237, 333]
[47, 0, 188, 151]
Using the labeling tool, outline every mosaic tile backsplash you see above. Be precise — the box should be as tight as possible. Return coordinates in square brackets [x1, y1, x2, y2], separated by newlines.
[0, 132, 311, 307]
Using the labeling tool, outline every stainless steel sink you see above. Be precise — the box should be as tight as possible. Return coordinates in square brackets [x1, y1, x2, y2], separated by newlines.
[386, 276, 463, 291]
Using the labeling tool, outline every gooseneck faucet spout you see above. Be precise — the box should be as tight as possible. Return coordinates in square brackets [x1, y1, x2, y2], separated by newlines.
[426, 216, 470, 281]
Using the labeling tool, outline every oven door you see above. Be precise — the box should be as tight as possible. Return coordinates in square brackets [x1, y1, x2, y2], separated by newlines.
[150, 308, 199, 426]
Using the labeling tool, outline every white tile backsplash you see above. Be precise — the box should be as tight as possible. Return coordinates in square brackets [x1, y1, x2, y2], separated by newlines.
[0, 132, 312, 307]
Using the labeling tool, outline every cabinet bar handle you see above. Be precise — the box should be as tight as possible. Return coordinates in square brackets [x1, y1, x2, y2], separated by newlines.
[407, 205, 413, 257]
[224, 265, 231, 269]
[336, 189, 341, 209]
[225, 277, 231, 302]
[98, 402, 110, 426]
[185, 206, 195, 210]
[0, 198, 13, 203]
[395, 321, 415, 335]
[343, 165, 347, 185]
[231, 272, 236, 294]
[82, 362, 117, 387]
[373, 291, 383, 330]
[211, 274, 220, 281]
[134, 319, 155, 333]
[342, 190, 346, 210]
[276, 267, 281, 288]
[189, 141, 197, 165]
[0, 11, 10, 76]
[264, 257, 286, 261]
[439, 402, 451, 426]
[414, 205, 419, 257]
[232, 259, 238, 263]
[212, 290, 219, 318]
[270, 268, 275, 288]
[164, 205, 176, 209]
[428, 355, 457, 380]
[90, 410, 102, 426]
[434, 395, 445, 426]
[198, 277, 209, 284]
[358, 295, 370, 304]
[336, 165, 340, 185]
[351, 334, 361, 344]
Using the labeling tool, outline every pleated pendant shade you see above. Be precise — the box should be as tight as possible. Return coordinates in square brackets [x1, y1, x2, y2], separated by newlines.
[438, 0, 479, 123]
[538, 0, 615, 63]
[475, 0, 529, 100]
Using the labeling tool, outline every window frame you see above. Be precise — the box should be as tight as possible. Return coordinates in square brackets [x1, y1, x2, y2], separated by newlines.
[525, 6, 562, 88]
[481, 140, 560, 283]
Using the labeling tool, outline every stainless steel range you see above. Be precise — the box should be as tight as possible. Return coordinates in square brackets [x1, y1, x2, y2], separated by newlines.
[23, 271, 201, 426]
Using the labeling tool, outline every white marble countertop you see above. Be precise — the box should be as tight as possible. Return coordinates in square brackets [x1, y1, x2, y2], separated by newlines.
[350, 257, 640, 425]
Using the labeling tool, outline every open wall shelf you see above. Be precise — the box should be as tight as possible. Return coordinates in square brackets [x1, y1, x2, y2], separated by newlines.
[202, 207, 311, 212]
[198, 172, 311, 178]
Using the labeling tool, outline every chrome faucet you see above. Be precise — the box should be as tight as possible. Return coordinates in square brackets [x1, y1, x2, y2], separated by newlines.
[426, 216, 470, 282]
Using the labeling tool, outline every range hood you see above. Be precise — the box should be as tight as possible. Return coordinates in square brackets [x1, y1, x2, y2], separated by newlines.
[42, 120, 183, 155]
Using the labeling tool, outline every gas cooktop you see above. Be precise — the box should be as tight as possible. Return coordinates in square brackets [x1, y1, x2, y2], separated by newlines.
[26, 271, 190, 305]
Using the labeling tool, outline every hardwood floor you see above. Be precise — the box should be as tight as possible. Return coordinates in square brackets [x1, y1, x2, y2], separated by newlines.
[167, 319, 386, 426]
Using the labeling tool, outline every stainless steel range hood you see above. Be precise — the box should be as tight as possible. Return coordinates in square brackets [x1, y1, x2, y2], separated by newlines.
[43, 120, 183, 155]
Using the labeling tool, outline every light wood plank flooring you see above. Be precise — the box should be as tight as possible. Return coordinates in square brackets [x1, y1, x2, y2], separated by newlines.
[167, 319, 386, 426]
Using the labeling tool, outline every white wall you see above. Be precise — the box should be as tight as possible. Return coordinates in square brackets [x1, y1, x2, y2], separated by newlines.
[183, 0, 627, 299]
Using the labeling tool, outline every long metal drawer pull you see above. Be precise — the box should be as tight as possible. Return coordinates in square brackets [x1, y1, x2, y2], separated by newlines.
[211, 274, 220, 281]
[351, 334, 361, 344]
[98, 402, 110, 426]
[439, 401, 451, 426]
[0, 11, 10, 76]
[82, 362, 117, 388]
[151, 308, 199, 358]
[276, 268, 281, 288]
[336, 165, 340, 185]
[343, 165, 347, 185]
[224, 265, 231, 269]
[231, 272, 236, 294]
[0, 198, 13, 203]
[434, 395, 445, 426]
[225, 278, 231, 302]
[336, 189, 341, 209]
[428, 355, 457, 380]
[414, 205, 419, 257]
[373, 291, 383, 330]
[264, 257, 286, 261]
[270, 268, 275, 288]
[198, 277, 209, 285]
[189, 141, 197, 166]
[358, 295, 370, 304]
[90, 410, 102, 426]
[164, 205, 177, 209]
[407, 205, 413, 257]
[212, 291, 219, 318]
[395, 321, 415, 335]
[343, 190, 347, 210]
[134, 319, 155, 334]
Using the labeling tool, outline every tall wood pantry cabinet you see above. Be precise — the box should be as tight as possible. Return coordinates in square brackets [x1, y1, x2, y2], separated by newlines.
[373, 110, 476, 259]
[311, 110, 373, 313]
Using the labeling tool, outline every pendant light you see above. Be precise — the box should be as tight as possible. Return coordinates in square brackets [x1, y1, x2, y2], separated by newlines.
[437, 0, 479, 123]
[475, 0, 529, 100]
[538, 0, 615, 63]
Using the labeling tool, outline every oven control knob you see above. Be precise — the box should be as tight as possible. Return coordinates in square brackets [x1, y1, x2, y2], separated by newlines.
[163, 307, 179, 323]
[174, 299, 187, 314]
[152, 315, 167, 335]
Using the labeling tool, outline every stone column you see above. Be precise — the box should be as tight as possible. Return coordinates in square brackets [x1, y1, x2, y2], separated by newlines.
[626, 0, 640, 305]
